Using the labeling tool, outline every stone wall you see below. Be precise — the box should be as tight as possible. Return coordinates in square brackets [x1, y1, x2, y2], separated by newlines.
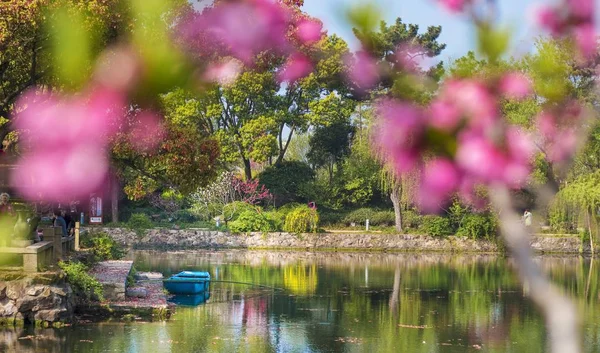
[0, 273, 74, 327]
[87, 227, 588, 254]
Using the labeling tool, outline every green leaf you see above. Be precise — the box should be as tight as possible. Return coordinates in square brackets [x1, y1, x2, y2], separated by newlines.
[476, 26, 510, 63]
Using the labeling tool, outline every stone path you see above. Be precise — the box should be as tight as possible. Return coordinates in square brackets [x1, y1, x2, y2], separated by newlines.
[89, 260, 132, 301]
[87, 262, 171, 321]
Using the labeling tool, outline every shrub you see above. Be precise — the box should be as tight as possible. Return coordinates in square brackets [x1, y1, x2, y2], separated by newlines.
[342, 208, 377, 226]
[264, 211, 285, 231]
[127, 213, 153, 233]
[258, 161, 315, 206]
[370, 211, 395, 226]
[403, 210, 422, 229]
[448, 200, 469, 231]
[223, 201, 257, 223]
[173, 209, 199, 223]
[318, 209, 347, 226]
[422, 215, 453, 236]
[229, 210, 275, 233]
[283, 205, 319, 233]
[58, 261, 104, 301]
[456, 214, 498, 239]
[81, 232, 125, 261]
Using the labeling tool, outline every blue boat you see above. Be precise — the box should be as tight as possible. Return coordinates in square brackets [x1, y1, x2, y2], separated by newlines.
[163, 271, 211, 295]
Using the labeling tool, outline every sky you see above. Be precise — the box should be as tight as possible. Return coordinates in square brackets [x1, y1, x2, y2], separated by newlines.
[302, 0, 542, 63]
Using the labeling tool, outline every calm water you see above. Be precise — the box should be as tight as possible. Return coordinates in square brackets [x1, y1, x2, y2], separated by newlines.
[3, 250, 600, 353]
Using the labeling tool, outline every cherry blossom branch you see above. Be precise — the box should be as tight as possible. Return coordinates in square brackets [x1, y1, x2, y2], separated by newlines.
[491, 185, 580, 353]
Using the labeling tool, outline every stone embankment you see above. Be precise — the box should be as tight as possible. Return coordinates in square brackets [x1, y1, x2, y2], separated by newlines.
[0, 273, 74, 327]
[89, 227, 588, 254]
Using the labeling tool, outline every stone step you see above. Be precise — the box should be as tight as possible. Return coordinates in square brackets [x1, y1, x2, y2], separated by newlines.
[89, 261, 133, 301]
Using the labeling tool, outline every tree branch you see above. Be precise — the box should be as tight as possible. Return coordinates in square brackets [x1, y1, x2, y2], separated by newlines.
[490, 186, 580, 353]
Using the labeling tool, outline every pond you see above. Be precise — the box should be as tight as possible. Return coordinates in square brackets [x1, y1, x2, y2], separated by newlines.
[2, 250, 600, 353]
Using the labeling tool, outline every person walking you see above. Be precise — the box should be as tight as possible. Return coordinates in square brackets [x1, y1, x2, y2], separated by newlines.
[523, 210, 532, 227]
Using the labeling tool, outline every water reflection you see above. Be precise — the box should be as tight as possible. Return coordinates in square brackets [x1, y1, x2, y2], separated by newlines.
[2, 251, 600, 352]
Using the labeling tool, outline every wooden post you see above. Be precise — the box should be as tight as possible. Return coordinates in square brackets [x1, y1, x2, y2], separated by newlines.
[53, 227, 63, 261]
[75, 222, 80, 251]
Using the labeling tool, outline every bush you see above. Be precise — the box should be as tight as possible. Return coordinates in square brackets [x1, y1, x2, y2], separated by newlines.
[283, 205, 319, 233]
[422, 215, 453, 236]
[403, 210, 422, 229]
[173, 209, 199, 223]
[370, 211, 395, 226]
[223, 201, 257, 223]
[81, 232, 125, 261]
[318, 209, 347, 226]
[456, 214, 497, 239]
[229, 210, 275, 233]
[342, 208, 377, 226]
[127, 213, 153, 231]
[58, 261, 104, 301]
[258, 161, 315, 206]
[264, 210, 285, 231]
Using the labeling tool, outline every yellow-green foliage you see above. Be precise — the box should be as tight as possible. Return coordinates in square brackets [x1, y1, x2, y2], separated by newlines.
[283, 205, 319, 233]
[58, 261, 104, 302]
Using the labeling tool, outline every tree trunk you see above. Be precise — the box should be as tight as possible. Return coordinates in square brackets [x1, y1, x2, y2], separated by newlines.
[390, 180, 403, 232]
[111, 177, 119, 223]
[243, 158, 252, 180]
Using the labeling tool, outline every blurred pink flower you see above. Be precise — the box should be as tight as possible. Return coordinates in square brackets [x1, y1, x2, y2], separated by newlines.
[180, 0, 292, 64]
[574, 24, 597, 59]
[11, 87, 125, 202]
[419, 158, 460, 212]
[15, 88, 124, 149]
[296, 19, 322, 45]
[373, 99, 424, 173]
[456, 134, 505, 182]
[11, 147, 109, 203]
[128, 111, 165, 154]
[277, 53, 313, 83]
[203, 59, 243, 85]
[439, 0, 468, 12]
[500, 73, 532, 100]
[346, 51, 380, 90]
[443, 79, 497, 129]
[567, 0, 594, 21]
[547, 129, 578, 162]
[534, 5, 563, 35]
[428, 99, 462, 132]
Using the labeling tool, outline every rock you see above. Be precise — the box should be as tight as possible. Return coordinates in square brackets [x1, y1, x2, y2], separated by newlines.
[0, 284, 6, 300]
[135, 272, 163, 280]
[34, 309, 66, 322]
[126, 287, 148, 298]
[0, 299, 17, 317]
[26, 286, 45, 296]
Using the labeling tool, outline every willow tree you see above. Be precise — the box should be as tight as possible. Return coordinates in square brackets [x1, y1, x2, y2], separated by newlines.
[553, 171, 600, 254]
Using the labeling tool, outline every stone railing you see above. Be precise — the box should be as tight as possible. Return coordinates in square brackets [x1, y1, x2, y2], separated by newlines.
[0, 226, 77, 272]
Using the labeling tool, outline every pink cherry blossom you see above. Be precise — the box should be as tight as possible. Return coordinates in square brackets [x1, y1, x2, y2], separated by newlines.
[534, 5, 563, 35]
[346, 51, 380, 90]
[419, 158, 461, 212]
[574, 24, 597, 59]
[439, 0, 468, 13]
[296, 19, 322, 45]
[547, 129, 578, 163]
[500, 73, 532, 100]
[455, 134, 505, 182]
[428, 99, 462, 132]
[567, 0, 594, 21]
[277, 53, 313, 83]
[373, 99, 424, 173]
[128, 111, 165, 154]
[11, 147, 109, 203]
[443, 80, 497, 129]
[203, 59, 243, 86]
[180, 0, 292, 64]
[11, 87, 125, 202]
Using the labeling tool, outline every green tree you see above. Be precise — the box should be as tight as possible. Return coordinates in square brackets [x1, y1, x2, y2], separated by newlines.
[307, 121, 355, 184]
